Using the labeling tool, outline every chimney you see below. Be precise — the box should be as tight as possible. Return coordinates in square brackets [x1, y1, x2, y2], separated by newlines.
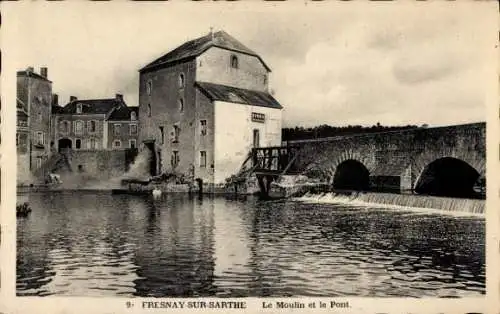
[115, 93, 123, 103]
[40, 67, 48, 78]
[70, 96, 77, 102]
[26, 66, 34, 73]
[210, 27, 214, 41]
[52, 94, 59, 106]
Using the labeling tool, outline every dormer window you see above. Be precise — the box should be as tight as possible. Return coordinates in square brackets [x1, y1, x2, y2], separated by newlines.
[179, 73, 185, 89]
[146, 79, 153, 96]
[131, 111, 137, 121]
[228, 92, 243, 103]
[76, 103, 82, 114]
[230, 55, 238, 69]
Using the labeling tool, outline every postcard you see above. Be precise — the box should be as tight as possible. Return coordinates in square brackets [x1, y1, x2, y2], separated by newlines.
[1, 1, 499, 313]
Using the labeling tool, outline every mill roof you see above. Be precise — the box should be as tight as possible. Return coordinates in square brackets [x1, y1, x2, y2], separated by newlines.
[140, 30, 271, 72]
[195, 82, 283, 110]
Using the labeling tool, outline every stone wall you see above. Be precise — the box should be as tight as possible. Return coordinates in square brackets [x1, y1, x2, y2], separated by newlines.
[196, 47, 269, 92]
[53, 150, 131, 185]
[139, 59, 197, 176]
[290, 123, 486, 192]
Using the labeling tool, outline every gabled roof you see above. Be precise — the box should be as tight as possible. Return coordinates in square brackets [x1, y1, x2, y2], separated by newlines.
[107, 105, 139, 121]
[140, 30, 271, 73]
[195, 82, 282, 110]
[60, 98, 125, 115]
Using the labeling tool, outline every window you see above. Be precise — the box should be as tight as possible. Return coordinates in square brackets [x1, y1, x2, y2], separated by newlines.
[16, 134, 19, 146]
[75, 139, 82, 149]
[89, 138, 96, 150]
[230, 55, 238, 68]
[171, 150, 179, 168]
[131, 111, 137, 121]
[113, 140, 122, 148]
[114, 124, 121, 136]
[179, 98, 184, 112]
[35, 132, 44, 145]
[200, 151, 207, 168]
[173, 125, 180, 143]
[159, 126, 164, 144]
[263, 75, 267, 85]
[36, 157, 43, 169]
[75, 120, 84, 135]
[76, 103, 82, 114]
[88, 120, 96, 133]
[60, 120, 70, 133]
[129, 139, 137, 149]
[253, 129, 260, 148]
[200, 120, 207, 136]
[179, 73, 185, 88]
[147, 104, 152, 117]
[146, 79, 152, 95]
[130, 124, 138, 135]
[38, 111, 42, 122]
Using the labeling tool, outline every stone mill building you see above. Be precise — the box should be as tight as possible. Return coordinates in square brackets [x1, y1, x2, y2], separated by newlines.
[138, 30, 283, 186]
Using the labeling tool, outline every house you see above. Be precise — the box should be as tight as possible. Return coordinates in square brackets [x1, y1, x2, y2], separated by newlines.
[16, 67, 53, 182]
[53, 94, 138, 151]
[138, 30, 283, 186]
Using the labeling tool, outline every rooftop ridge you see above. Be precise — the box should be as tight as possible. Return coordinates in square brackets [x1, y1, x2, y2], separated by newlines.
[139, 30, 270, 72]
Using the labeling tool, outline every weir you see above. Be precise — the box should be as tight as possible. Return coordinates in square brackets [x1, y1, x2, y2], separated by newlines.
[297, 191, 485, 215]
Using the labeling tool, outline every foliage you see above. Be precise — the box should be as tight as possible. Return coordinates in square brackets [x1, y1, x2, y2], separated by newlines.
[282, 123, 422, 142]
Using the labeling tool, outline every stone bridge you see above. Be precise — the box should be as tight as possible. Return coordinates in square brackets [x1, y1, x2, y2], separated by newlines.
[288, 122, 485, 197]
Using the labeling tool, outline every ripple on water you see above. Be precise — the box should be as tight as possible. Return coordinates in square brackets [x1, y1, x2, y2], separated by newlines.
[16, 193, 485, 297]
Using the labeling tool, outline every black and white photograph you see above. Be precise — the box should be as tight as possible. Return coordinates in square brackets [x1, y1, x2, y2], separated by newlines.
[1, 1, 499, 312]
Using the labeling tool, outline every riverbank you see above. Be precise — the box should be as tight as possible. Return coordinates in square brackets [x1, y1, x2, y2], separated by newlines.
[294, 191, 485, 216]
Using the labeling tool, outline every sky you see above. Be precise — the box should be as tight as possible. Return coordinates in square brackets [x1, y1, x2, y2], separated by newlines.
[3, 1, 497, 128]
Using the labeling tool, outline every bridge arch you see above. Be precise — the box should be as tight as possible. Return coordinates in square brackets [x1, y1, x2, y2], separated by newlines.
[331, 159, 370, 191]
[414, 157, 482, 198]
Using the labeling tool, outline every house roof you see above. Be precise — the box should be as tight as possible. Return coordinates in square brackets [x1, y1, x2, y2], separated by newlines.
[107, 105, 139, 121]
[195, 82, 283, 110]
[51, 105, 65, 114]
[140, 30, 271, 73]
[17, 70, 52, 83]
[61, 98, 125, 115]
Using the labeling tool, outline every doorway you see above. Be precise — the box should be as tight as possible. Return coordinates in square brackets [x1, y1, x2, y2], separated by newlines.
[144, 141, 157, 176]
[58, 138, 72, 152]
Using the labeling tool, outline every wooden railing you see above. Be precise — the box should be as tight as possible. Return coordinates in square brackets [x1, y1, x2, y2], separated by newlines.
[251, 145, 300, 175]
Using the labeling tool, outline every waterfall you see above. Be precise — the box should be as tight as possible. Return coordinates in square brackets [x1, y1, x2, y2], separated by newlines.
[295, 191, 485, 216]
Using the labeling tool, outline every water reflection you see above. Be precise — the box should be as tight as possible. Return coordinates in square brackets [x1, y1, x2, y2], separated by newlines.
[17, 191, 485, 297]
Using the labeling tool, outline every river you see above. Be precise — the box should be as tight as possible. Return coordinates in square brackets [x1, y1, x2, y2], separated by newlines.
[17, 191, 485, 297]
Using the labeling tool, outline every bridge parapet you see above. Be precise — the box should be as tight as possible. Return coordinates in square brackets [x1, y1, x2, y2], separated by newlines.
[287, 122, 485, 196]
